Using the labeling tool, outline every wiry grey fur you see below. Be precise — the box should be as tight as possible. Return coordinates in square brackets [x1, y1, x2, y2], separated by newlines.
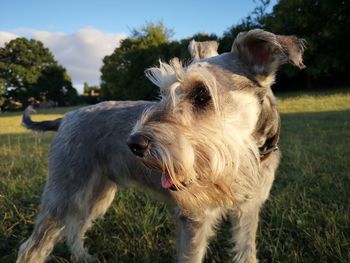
[17, 29, 305, 263]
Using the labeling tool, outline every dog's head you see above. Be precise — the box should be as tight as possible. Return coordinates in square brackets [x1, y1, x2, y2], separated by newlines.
[127, 29, 305, 216]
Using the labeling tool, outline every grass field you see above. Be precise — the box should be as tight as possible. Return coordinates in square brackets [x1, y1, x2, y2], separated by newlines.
[1, 89, 350, 263]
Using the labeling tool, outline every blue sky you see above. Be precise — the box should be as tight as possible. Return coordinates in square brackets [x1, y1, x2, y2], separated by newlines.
[0, 0, 277, 39]
[0, 0, 277, 91]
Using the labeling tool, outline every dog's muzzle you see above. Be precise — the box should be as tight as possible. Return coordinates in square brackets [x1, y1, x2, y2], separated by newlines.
[127, 133, 149, 157]
[126, 133, 181, 191]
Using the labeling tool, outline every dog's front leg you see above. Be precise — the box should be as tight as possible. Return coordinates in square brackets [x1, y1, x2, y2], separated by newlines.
[231, 202, 261, 263]
[176, 207, 223, 263]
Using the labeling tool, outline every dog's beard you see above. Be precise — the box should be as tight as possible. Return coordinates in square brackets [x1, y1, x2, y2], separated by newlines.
[135, 109, 261, 217]
[139, 141, 243, 218]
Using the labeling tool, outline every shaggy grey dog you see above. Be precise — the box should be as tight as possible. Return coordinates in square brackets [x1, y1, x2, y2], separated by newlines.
[17, 30, 305, 263]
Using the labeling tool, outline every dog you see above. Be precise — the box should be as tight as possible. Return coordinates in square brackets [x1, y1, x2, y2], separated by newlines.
[17, 29, 305, 263]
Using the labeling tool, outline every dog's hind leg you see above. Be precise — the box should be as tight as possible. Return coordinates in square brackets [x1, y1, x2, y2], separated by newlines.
[16, 211, 65, 263]
[64, 175, 117, 262]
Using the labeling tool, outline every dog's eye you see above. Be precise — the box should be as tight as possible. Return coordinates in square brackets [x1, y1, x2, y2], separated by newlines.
[189, 84, 211, 111]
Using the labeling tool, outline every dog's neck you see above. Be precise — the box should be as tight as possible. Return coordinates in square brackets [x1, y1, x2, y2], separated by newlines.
[259, 125, 280, 161]
[254, 89, 281, 161]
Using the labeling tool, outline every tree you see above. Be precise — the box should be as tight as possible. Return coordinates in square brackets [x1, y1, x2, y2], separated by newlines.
[0, 38, 77, 108]
[0, 78, 5, 110]
[36, 65, 78, 106]
[100, 22, 182, 100]
[264, 0, 350, 87]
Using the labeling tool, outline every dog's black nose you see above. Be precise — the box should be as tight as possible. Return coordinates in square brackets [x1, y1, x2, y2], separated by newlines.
[127, 133, 149, 157]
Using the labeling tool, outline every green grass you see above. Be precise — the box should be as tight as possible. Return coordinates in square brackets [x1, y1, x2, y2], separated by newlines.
[1, 89, 350, 262]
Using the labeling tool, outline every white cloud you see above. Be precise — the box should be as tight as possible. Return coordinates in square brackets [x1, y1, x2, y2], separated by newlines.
[0, 32, 19, 46]
[0, 28, 126, 93]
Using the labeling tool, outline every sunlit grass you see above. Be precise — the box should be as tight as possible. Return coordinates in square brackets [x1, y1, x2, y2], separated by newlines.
[0, 106, 80, 135]
[277, 88, 350, 113]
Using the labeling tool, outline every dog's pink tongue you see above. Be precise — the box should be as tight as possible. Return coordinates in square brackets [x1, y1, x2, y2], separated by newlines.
[161, 172, 174, 189]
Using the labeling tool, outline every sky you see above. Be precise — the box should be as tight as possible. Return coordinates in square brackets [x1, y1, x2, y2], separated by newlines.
[0, 0, 277, 93]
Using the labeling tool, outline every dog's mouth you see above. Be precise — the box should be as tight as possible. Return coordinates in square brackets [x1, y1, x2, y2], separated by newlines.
[161, 171, 176, 190]
[139, 159, 182, 191]
[160, 169, 191, 191]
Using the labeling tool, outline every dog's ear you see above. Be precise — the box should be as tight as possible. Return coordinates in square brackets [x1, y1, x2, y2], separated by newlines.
[188, 40, 198, 59]
[189, 40, 219, 60]
[232, 29, 306, 86]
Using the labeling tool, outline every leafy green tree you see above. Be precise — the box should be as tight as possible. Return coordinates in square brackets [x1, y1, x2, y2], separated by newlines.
[101, 22, 183, 100]
[36, 65, 78, 106]
[0, 78, 5, 110]
[264, 0, 350, 85]
[0, 38, 56, 105]
[0, 38, 77, 107]
[83, 82, 90, 95]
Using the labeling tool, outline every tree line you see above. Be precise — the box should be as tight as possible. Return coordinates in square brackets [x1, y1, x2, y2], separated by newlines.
[1, 0, 349, 109]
